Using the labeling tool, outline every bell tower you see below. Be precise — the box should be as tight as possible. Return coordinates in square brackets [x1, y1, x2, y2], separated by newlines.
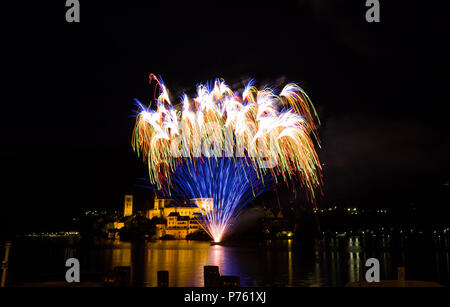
[124, 194, 133, 217]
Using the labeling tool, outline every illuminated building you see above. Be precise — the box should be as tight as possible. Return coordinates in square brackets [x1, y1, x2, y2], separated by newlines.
[113, 222, 124, 230]
[123, 195, 133, 217]
[146, 197, 213, 239]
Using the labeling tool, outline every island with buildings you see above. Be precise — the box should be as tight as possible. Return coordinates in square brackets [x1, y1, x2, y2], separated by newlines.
[101, 194, 292, 241]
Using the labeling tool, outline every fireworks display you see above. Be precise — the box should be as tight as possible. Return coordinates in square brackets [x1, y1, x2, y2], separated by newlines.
[132, 74, 322, 242]
[171, 158, 274, 243]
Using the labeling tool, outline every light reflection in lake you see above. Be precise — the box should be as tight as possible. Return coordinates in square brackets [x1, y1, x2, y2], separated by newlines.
[8, 235, 450, 287]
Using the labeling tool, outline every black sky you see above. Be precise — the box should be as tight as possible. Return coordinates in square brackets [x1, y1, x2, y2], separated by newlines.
[2, 0, 448, 233]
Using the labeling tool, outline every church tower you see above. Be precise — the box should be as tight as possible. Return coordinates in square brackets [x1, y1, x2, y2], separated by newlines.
[124, 194, 133, 217]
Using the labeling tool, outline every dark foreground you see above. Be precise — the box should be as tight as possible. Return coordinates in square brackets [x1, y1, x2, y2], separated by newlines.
[3, 232, 449, 287]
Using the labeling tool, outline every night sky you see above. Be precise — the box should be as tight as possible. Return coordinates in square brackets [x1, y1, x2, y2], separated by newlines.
[2, 0, 448, 234]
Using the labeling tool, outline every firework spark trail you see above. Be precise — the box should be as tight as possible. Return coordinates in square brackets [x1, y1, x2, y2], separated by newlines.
[132, 74, 322, 242]
[171, 158, 274, 242]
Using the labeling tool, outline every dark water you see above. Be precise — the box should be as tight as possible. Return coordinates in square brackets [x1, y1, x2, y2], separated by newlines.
[6, 234, 450, 287]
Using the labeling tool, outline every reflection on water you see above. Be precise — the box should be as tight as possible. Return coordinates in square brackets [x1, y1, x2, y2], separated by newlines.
[8, 234, 450, 287]
[143, 241, 211, 286]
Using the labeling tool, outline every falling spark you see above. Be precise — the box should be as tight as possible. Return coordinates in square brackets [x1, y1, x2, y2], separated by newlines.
[132, 74, 322, 242]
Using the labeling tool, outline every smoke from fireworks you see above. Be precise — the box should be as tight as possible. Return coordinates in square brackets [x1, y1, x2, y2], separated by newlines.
[132, 74, 322, 242]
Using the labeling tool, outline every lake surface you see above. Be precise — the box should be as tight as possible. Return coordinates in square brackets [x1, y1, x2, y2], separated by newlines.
[6, 235, 450, 287]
